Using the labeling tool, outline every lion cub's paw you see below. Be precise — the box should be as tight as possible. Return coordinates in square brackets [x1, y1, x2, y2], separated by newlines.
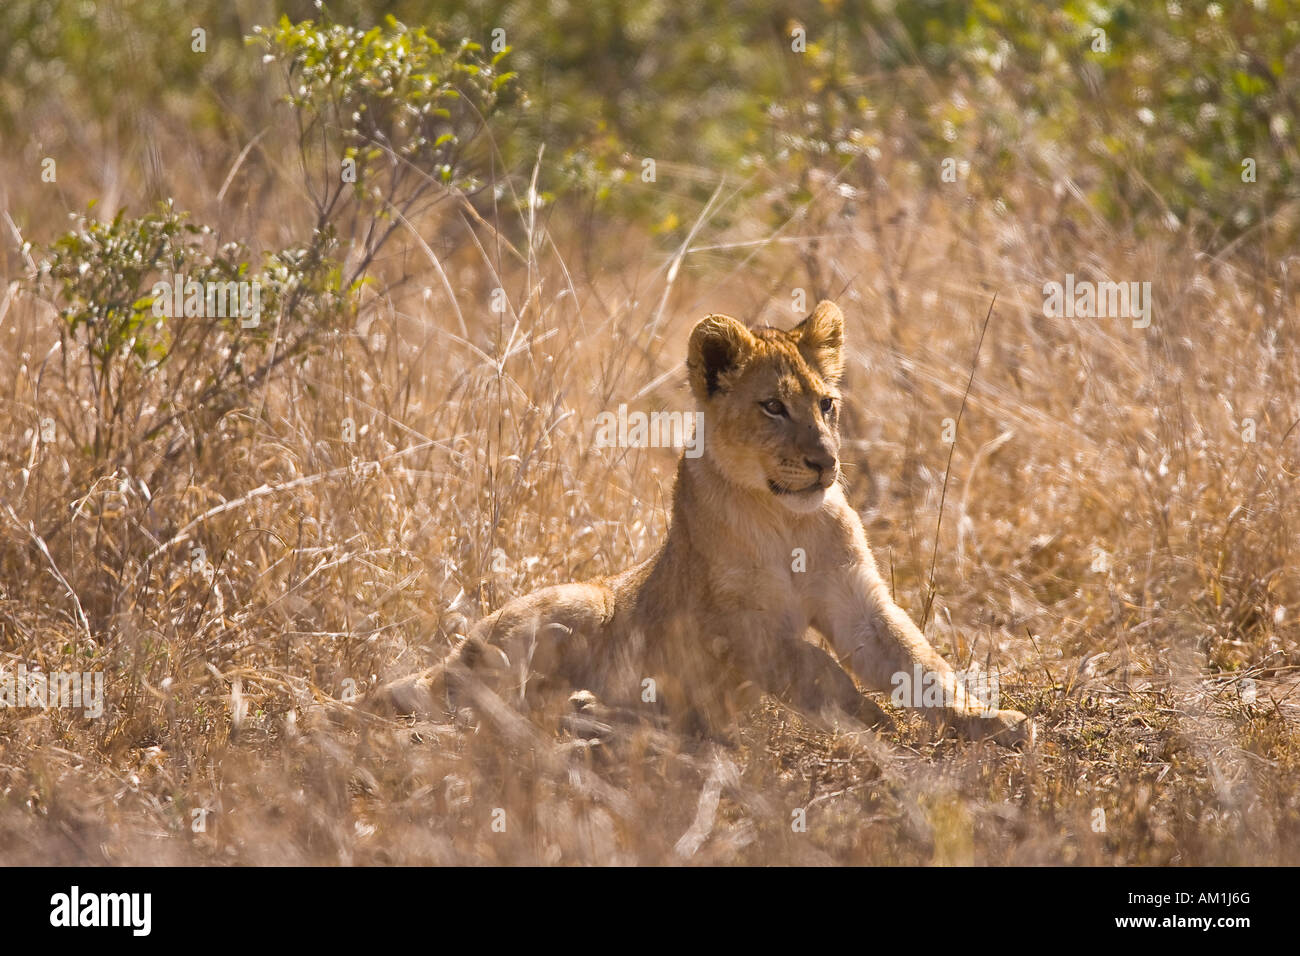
[989, 708, 1036, 749]
[949, 708, 1036, 749]
[993, 712, 1034, 749]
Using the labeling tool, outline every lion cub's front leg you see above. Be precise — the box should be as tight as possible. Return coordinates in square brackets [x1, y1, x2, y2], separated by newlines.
[811, 518, 1035, 748]
[757, 639, 895, 732]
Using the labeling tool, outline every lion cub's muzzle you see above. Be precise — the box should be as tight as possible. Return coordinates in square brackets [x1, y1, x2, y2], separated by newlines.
[769, 454, 838, 495]
[806, 451, 838, 490]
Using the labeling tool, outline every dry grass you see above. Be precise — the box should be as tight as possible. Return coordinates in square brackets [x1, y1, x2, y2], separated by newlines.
[1, 138, 1298, 865]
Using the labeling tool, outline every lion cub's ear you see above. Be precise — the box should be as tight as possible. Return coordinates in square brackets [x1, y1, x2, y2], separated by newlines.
[794, 300, 845, 383]
[688, 313, 756, 400]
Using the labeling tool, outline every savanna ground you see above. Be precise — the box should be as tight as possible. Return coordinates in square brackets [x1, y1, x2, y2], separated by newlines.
[1, 1, 1298, 865]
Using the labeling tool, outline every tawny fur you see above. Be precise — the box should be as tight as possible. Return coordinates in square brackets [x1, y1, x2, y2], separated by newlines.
[368, 300, 1035, 748]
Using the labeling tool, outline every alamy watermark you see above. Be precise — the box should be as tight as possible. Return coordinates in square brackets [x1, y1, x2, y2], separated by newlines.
[50, 886, 150, 936]
[1043, 273, 1152, 328]
[150, 271, 262, 327]
[593, 404, 704, 458]
[0, 663, 104, 718]
[890, 664, 1001, 716]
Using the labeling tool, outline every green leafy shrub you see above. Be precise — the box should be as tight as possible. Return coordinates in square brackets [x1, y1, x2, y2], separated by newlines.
[251, 11, 516, 275]
[39, 202, 255, 455]
[760, 1, 1300, 246]
[8, 1, 1295, 249]
[36, 201, 349, 462]
[28, 12, 518, 466]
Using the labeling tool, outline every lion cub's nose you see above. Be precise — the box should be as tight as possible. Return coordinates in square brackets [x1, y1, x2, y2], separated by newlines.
[804, 453, 835, 475]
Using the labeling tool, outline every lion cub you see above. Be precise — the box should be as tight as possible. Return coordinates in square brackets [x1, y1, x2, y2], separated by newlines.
[370, 301, 1034, 748]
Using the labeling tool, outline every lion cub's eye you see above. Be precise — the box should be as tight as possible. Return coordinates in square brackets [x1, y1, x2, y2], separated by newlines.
[760, 399, 787, 418]
[819, 397, 835, 414]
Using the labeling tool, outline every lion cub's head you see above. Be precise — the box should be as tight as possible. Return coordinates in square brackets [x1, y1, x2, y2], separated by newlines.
[686, 300, 845, 514]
